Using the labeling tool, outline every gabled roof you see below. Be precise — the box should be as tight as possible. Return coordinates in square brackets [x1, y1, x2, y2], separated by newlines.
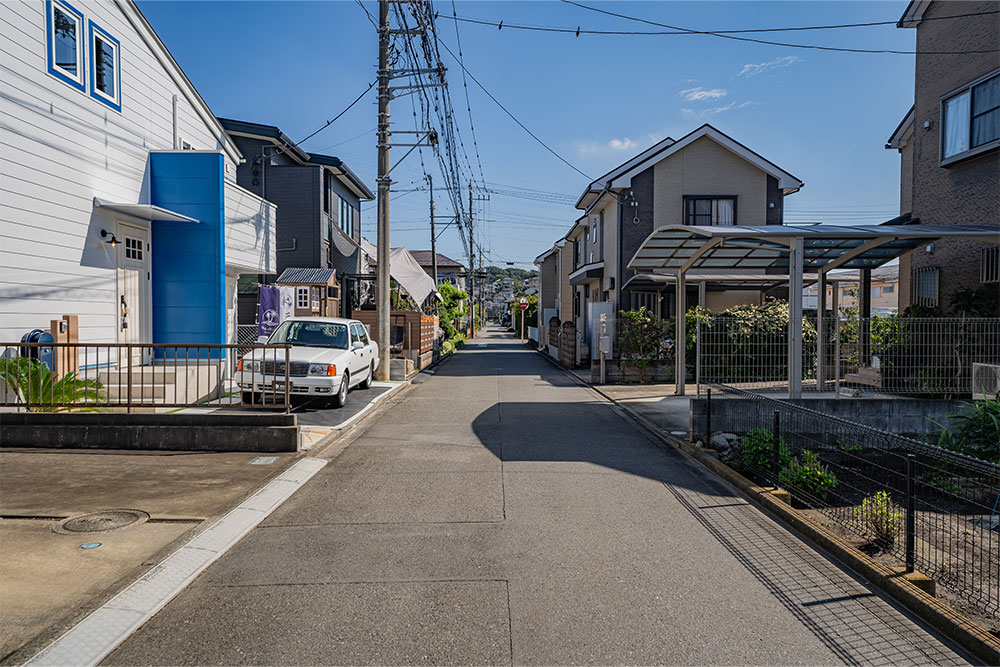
[575, 135, 676, 209]
[307, 154, 374, 200]
[886, 107, 915, 150]
[124, 1, 242, 164]
[218, 118, 374, 200]
[607, 124, 804, 194]
[898, 0, 932, 28]
[409, 250, 466, 269]
[218, 118, 311, 162]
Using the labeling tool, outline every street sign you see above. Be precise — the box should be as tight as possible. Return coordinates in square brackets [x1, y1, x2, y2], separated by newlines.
[519, 298, 528, 311]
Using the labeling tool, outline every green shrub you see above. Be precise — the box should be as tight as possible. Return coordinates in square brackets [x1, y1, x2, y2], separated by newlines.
[618, 307, 670, 384]
[837, 441, 862, 455]
[0, 357, 104, 412]
[930, 397, 1000, 464]
[857, 490, 901, 548]
[779, 450, 838, 500]
[738, 428, 792, 470]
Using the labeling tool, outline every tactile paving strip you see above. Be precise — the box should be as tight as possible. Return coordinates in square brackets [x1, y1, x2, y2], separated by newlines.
[25, 457, 327, 667]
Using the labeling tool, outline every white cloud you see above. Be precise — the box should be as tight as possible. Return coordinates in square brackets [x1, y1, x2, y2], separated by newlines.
[608, 137, 638, 151]
[737, 56, 802, 77]
[683, 100, 755, 118]
[679, 87, 728, 102]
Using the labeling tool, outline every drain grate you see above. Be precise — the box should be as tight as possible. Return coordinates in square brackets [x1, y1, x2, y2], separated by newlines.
[53, 510, 150, 535]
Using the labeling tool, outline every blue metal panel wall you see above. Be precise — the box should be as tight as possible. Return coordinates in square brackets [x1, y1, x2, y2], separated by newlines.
[149, 152, 226, 357]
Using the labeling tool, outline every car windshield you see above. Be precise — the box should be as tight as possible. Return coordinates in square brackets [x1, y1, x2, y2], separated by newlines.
[268, 321, 349, 349]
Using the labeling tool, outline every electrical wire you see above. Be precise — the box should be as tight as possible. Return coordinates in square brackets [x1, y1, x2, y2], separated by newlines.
[436, 37, 593, 180]
[438, 8, 1000, 39]
[558, 0, 999, 55]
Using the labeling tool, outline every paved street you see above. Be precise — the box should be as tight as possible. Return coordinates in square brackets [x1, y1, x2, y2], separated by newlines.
[104, 326, 969, 666]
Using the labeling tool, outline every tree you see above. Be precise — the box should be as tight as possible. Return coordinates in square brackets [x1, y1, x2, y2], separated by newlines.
[438, 282, 468, 341]
[619, 307, 670, 383]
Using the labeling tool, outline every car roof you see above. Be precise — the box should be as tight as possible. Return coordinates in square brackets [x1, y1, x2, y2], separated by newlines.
[284, 316, 358, 325]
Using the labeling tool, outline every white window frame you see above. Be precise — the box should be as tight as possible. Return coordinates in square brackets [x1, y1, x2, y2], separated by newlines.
[295, 286, 310, 309]
[940, 70, 1000, 166]
[983, 246, 1000, 284]
[46, 0, 85, 91]
[88, 20, 121, 111]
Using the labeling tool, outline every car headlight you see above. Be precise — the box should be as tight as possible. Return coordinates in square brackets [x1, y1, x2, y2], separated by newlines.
[309, 363, 336, 376]
[238, 359, 261, 372]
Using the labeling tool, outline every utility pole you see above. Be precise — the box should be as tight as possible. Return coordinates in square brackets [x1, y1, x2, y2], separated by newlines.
[468, 183, 475, 337]
[428, 173, 438, 286]
[375, 0, 391, 380]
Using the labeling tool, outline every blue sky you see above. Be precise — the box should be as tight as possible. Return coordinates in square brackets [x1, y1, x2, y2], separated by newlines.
[138, 1, 917, 269]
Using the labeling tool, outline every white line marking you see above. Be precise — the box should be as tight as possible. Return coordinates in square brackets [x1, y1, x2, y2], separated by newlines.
[24, 457, 327, 667]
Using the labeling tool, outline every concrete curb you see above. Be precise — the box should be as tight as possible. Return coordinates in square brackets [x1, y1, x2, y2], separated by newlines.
[535, 349, 1000, 666]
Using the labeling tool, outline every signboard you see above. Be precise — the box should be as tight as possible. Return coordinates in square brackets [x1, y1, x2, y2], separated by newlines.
[520, 298, 528, 311]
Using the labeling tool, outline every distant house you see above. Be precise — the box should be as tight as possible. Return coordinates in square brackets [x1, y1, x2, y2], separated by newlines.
[536, 124, 802, 361]
[804, 265, 899, 315]
[409, 250, 468, 287]
[0, 0, 275, 351]
[888, 1, 999, 312]
[218, 118, 374, 323]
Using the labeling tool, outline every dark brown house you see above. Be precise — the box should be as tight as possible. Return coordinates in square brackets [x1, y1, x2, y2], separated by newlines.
[888, 1, 999, 312]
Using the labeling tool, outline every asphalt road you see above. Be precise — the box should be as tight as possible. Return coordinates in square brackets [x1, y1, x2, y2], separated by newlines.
[104, 326, 971, 666]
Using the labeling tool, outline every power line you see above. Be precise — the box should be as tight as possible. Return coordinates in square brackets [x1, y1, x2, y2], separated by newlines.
[438, 8, 999, 39]
[436, 38, 593, 181]
[295, 81, 376, 147]
[450, 0, 487, 188]
[558, 0, 999, 55]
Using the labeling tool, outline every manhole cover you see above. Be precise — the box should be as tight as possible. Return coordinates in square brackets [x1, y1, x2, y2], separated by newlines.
[53, 510, 150, 534]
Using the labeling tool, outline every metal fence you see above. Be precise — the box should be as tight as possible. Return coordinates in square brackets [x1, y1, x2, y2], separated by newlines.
[694, 316, 1000, 397]
[705, 383, 1000, 619]
[0, 342, 292, 412]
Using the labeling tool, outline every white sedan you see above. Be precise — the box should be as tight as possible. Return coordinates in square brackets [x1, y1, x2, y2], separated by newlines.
[237, 317, 379, 408]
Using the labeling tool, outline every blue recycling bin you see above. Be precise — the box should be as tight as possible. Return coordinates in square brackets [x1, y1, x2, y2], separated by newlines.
[19, 329, 54, 371]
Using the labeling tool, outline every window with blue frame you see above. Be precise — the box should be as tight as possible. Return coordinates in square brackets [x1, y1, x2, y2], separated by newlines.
[46, 0, 85, 91]
[89, 21, 121, 111]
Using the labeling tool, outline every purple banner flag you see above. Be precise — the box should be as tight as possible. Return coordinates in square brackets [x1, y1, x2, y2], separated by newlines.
[257, 286, 280, 340]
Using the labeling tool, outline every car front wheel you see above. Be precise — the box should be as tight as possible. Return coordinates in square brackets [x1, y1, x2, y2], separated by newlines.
[359, 362, 374, 389]
[332, 372, 349, 408]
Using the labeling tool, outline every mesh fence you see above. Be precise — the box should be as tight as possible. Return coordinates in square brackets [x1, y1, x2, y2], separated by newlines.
[707, 383, 999, 620]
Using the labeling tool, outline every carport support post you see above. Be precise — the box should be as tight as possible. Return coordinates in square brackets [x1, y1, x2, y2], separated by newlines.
[788, 237, 803, 399]
[675, 271, 686, 396]
[817, 271, 827, 387]
[860, 268, 872, 367]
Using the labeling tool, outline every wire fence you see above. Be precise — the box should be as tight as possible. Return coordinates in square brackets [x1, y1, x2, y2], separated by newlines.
[705, 383, 1000, 620]
[0, 342, 292, 412]
[694, 316, 1000, 397]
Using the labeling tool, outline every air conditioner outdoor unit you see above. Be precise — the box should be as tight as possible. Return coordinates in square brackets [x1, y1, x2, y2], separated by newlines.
[972, 363, 1000, 400]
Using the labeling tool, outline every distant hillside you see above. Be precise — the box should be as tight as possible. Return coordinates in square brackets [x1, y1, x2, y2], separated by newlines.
[482, 265, 538, 282]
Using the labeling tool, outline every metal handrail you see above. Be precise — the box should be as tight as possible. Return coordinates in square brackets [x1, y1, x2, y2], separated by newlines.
[0, 342, 292, 413]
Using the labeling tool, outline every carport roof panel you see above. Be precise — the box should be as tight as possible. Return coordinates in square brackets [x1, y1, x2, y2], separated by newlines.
[627, 224, 1000, 273]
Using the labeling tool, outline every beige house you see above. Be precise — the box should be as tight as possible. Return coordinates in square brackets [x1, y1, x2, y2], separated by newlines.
[539, 124, 803, 361]
[803, 265, 899, 315]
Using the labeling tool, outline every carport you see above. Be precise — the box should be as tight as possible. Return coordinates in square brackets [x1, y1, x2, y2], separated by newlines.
[627, 223, 1000, 398]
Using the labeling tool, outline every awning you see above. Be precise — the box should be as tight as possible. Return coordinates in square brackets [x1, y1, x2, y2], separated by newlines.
[275, 268, 338, 286]
[628, 224, 1000, 274]
[389, 247, 442, 305]
[623, 272, 820, 291]
[569, 261, 604, 285]
[93, 197, 199, 223]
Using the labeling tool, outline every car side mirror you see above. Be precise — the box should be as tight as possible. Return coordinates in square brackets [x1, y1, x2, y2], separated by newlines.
[353, 341, 364, 350]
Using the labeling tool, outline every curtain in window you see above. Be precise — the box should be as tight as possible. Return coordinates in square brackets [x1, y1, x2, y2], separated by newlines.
[972, 76, 999, 148]
[943, 91, 970, 158]
[714, 199, 734, 225]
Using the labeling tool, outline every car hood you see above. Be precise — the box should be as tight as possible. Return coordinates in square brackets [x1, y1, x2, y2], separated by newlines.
[248, 346, 347, 364]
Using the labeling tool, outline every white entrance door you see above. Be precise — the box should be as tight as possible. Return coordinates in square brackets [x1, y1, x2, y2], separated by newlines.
[116, 222, 151, 365]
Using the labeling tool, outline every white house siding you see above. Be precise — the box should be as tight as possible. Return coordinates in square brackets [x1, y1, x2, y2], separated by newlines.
[224, 181, 276, 275]
[0, 0, 240, 343]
